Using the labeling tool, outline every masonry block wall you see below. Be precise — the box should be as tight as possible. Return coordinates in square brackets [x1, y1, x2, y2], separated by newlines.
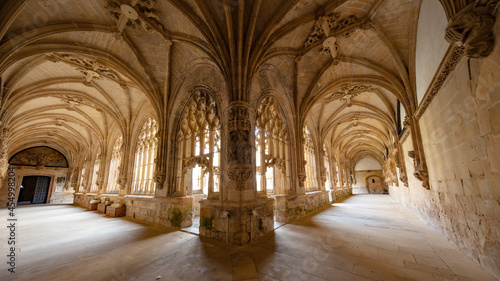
[390, 24, 500, 278]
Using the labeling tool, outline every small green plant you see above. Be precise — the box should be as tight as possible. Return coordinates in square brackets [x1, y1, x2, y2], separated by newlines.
[170, 208, 183, 228]
[200, 216, 214, 230]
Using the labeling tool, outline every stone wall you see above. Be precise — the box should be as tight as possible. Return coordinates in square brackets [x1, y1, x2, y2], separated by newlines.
[275, 191, 330, 223]
[390, 37, 500, 278]
[192, 193, 206, 216]
[1, 166, 74, 207]
[74, 194, 194, 228]
[333, 188, 353, 201]
[353, 170, 385, 194]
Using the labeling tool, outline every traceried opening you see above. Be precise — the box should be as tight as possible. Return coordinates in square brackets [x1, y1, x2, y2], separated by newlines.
[107, 135, 123, 193]
[324, 145, 332, 190]
[304, 127, 318, 191]
[176, 89, 221, 197]
[255, 96, 290, 195]
[131, 117, 158, 195]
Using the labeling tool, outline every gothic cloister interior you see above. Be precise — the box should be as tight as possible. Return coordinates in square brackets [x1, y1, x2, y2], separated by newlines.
[0, 0, 499, 280]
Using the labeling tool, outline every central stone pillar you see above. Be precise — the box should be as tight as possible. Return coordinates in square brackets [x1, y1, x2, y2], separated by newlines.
[199, 102, 274, 245]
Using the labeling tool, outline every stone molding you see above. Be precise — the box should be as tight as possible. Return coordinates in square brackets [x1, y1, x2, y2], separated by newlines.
[415, 46, 465, 120]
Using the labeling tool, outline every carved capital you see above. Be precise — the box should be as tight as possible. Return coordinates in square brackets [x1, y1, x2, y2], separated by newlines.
[400, 175, 408, 187]
[228, 167, 253, 190]
[117, 177, 127, 189]
[413, 169, 430, 189]
[298, 172, 307, 188]
[154, 170, 166, 187]
[408, 151, 415, 159]
[445, 0, 498, 58]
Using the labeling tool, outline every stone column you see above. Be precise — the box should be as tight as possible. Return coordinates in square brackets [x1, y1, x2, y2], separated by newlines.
[0, 127, 10, 181]
[199, 101, 274, 245]
[296, 132, 307, 194]
[154, 39, 172, 195]
[226, 102, 254, 199]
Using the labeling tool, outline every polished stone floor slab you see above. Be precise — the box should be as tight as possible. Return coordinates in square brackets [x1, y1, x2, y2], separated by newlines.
[0, 195, 495, 280]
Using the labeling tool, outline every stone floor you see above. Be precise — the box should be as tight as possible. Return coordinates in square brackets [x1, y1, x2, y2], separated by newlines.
[0, 195, 496, 281]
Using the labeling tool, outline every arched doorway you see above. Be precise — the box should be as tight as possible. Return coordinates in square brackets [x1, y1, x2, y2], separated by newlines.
[18, 176, 51, 205]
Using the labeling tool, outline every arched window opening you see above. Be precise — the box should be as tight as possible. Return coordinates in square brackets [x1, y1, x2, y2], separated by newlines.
[255, 96, 289, 195]
[176, 90, 220, 196]
[90, 148, 101, 193]
[132, 118, 158, 195]
[304, 127, 318, 191]
[324, 145, 332, 190]
[107, 135, 123, 193]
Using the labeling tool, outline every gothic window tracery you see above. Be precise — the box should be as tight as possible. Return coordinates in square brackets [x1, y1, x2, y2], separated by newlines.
[304, 127, 318, 191]
[176, 90, 221, 196]
[132, 117, 158, 195]
[90, 148, 101, 193]
[107, 135, 122, 193]
[324, 145, 332, 190]
[255, 96, 289, 194]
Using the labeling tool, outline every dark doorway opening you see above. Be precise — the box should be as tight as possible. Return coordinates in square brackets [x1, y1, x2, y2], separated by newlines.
[18, 176, 51, 205]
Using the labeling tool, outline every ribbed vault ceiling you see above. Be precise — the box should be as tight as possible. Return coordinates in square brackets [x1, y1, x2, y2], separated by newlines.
[0, 0, 463, 170]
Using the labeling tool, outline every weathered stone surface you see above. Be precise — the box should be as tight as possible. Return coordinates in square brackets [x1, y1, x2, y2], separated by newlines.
[199, 198, 274, 245]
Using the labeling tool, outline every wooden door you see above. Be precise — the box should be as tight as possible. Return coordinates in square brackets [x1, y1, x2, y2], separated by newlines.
[32, 176, 51, 204]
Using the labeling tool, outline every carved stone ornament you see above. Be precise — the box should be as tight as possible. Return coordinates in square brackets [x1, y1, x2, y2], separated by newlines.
[445, 0, 498, 58]
[228, 103, 252, 165]
[298, 172, 307, 188]
[322, 36, 339, 60]
[59, 95, 100, 112]
[325, 85, 374, 102]
[414, 169, 430, 189]
[104, 0, 165, 33]
[71, 167, 79, 185]
[228, 167, 253, 190]
[178, 89, 220, 138]
[415, 46, 465, 119]
[154, 170, 165, 187]
[55, 118, 66, 126]
[96, 179, 103, 188]
[304, 13, 360, 47]
[320, 169, 327, 183]
[46, 53, 120, 82]
[400, 175, 408, 187]
[403, 116, 410, 128]
[256, 97, 289, 141]
[182, 157, 209, 171]
[117, 177, 127, 189]
[408, 151, 415, 159]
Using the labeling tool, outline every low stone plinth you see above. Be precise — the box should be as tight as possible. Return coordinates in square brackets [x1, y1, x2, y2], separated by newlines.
[87, 202, 98, 211]
[97, 203, 108, 213]
[74, 194, 194, 228]
[106, 206, 126, 217]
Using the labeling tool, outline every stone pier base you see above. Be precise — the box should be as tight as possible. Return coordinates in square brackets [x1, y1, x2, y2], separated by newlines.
[199, 198, 274, 245]
[74, 193, 193, 228]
